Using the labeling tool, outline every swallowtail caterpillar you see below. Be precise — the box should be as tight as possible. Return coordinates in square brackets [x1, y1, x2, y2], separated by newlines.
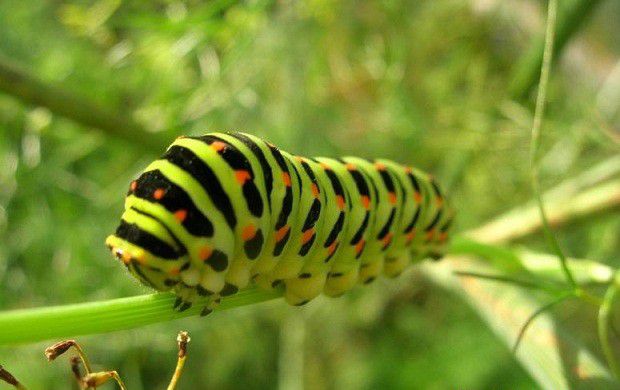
[106, 133, 453, 316]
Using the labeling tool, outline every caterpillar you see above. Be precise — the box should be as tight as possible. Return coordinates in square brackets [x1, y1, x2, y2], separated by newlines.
[106, 132, 453, 315]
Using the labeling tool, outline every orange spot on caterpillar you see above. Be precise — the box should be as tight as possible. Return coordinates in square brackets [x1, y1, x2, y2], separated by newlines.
[336, 195, 345, 210]
[406, 229, 416, 243]
[355, 239, 365, 255]
[174, 209, 187, 222]
[319, 162, 331, 170]
[404, 166, 412, 173]
[345, 163, 356, 171]
[374, 162, 386, 171]
[311, 183, 320, 198]
[414, 192, 422, 203]
[436, 197, 444, 207]
[130, 181, 137, 191]
[135, 252, 147, 264]
[153, 188, 166, 200]
[301, 228, 315, 245]
[327, 241, 338, 255]
[169, 268, 180, 276]
[121, 251, 132, 264]
[439, 232, 448, 242]
[242, 225, 257, 241]
[425, 229, 435, 241]
[295, 156, 304, 162]
[282, 172, 291, 187]
[235, 170, 252, 184]
[211, 141, 227, 152]
[381, 233, 393, 247]
[361, 195, 370, 209]
[388, 192, 397, 205]
[275, 225, 290, 242]
[199, 246, 213, 261]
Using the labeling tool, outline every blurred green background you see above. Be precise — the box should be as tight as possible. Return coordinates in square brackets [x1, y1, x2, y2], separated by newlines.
[0, 0, 618, 388]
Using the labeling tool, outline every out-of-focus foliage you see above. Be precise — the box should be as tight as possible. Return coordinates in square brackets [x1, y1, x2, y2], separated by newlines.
[0, 0, 618, 388]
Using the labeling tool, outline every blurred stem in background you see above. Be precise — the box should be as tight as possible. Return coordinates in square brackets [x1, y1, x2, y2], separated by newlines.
[0, 54, 164, 150]
[468, 156, 620, 243]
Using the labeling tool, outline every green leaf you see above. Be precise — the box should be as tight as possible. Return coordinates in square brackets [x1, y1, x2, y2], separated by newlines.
[422, 255, 618, 389]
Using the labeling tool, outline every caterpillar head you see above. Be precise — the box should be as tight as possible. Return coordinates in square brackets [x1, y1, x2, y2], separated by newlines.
[105, 214, 188, 291]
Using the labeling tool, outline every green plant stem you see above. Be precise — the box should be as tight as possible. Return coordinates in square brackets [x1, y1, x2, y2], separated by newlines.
[0, 235, 611, 346]
[509, 0, 604, 100]
[468, 178, 620, 244]
[0, 288, 280, 346]
[530, 0, 577, 289]
[512, 292, 575, 353]
[0, 54, 164, 150]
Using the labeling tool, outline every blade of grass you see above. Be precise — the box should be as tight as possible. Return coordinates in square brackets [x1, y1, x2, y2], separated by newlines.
[450, 236, 615, 288]
[422, 257, 617, 389]
[516, 249, 613, 287]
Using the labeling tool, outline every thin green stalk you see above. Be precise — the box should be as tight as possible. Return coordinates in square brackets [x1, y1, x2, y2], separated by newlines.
[598, 273, 620, 380]
[529, 0, 577, 289]
[0, 288, 280, 346]
[509, 0, 604, 100]
[512, 292, 575, 353]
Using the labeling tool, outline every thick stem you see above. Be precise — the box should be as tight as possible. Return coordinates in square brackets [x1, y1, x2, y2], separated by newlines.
[0, 289, 279, 346]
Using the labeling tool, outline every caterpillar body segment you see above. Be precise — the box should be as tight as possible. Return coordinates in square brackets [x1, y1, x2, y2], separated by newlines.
[106, 132, 453, 313]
